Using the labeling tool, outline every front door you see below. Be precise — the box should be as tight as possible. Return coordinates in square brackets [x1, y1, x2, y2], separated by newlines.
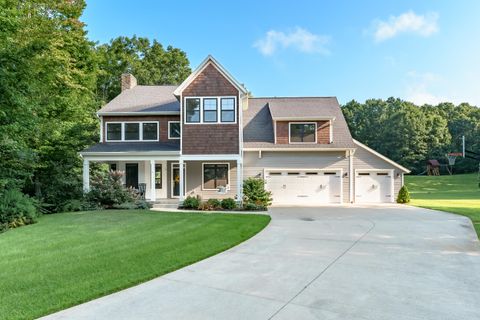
[125, 163, 139, 189]
[171, 163, 186, 198]
[155, 162, 167, 199]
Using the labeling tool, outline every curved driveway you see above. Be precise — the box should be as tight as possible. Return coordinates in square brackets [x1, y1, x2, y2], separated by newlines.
[42, 205, 480, 320]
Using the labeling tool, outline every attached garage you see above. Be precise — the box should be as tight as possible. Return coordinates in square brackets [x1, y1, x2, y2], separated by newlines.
[264, 169, 343, 205]
[354, 170, 394, 203]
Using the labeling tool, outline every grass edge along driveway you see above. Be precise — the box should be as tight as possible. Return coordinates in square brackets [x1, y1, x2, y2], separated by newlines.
[0, 210, 270, 320]
[406, 173, 480, 237]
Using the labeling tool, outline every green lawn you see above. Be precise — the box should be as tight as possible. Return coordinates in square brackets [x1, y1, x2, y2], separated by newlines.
[406, 173, 480, 236]
[0, 210, 270, 320]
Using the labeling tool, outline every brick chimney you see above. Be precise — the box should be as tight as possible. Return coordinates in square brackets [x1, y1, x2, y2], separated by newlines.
[121, 73, 137, 91]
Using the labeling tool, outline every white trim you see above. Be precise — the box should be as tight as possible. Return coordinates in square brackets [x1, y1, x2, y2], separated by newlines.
[329, 119, 333, 143]
[201, 162, 231, 191]
[82, 159, 90, 192]
[272, 116, 336, 121]
[288, 122, 317, 144]
[180, 154, 241, 161]
[105, 121, 160, 142]
[150, 160, 156, 201]
[353, 139, 411, 173]
[97, 111, 180, 116]
[243, 147, 355, 152]
[99, 116, 103, 142]
[184, 96, 237, 124]
[349, 150, 354, 203]
[401, 173, 404, 186]
[81, 155, 180, 162]
[171, 162, 186, 199]
[173, 56, 247, 96]
[354, 169, 395, 203]
[273, 120, 277, 144]
[168, 121, 181, 139]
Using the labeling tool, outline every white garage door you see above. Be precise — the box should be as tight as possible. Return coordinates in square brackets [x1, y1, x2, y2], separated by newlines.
[355, 171, 393, 203]
[265, 170, 342, 205]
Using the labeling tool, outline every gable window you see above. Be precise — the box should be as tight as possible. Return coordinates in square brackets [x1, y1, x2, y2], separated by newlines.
[142, 122, 158, 140]
[168, 121, 181, 139]
[203, 163, 229, 190]
[203, 98, 218, 122]
[185, 98, 200, 123]
[289, 123, 317, 143]
[125, 123, 140, 140]
[220, 98, 235, 122]
[106, 123, 122, 141]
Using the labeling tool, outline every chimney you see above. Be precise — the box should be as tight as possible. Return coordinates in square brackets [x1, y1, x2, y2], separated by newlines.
[121, 73, 137, 91]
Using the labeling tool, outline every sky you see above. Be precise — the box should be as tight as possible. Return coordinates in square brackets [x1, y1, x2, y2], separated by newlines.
[82, 0, 480, 106]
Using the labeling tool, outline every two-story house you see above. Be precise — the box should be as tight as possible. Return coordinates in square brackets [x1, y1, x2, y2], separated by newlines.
[81, 55, 410, 206]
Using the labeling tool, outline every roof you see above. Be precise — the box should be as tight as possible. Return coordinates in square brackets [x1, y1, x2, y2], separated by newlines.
[81, 142, 180, 154]
[353, 139, 411, 173]
[268, 97, 338, 120]
[243, 97, 356, 149]
[173, 55, 247, 96]
[97, 85, 180, 115]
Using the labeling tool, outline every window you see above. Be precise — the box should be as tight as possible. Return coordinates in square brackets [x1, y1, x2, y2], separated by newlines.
[220, 98, 235, 122]
[142, 123, 158, 140]
[106, 123, 122, 141]
[125, 123, 140, 140]
[109, 163, 117, 171]
[289, 123, 316, 143]
[155, 164, 162, 189]
[185, 98, 200, 123]
[203, 98, 218, 122]
[168, 121, 181, 139]
[203, 163, 229, 190]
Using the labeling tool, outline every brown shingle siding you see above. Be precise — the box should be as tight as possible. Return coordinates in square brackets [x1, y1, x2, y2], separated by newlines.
[183, 64, 238, 96]
[275, 121, 331, 144]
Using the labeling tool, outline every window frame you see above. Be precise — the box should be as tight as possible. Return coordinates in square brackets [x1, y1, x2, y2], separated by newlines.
[201, 162, 230, 191]
[183, 96, 237, 125]
[288, 122, 317, 144]
[184, 97, 201, 123]
[168, 121, 181, 139]
[105, 121, 159, 142]
[202, 98, 218, 123]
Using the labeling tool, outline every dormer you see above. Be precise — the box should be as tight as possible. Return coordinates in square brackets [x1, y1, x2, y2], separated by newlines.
[268, 98, 336, 145]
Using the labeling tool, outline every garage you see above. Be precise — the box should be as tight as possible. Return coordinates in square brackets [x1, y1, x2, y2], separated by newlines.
[264, 169, 343, 205]
[355, 170, 394, 203]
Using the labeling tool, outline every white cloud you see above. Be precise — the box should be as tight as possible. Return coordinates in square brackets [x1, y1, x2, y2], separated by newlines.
[254, 27, 330, 56]
[405, 71, 446, 105]
[372, 11, 439, 42]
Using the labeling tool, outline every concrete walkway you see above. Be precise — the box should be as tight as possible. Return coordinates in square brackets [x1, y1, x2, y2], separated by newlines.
[41, 206, 480, 320]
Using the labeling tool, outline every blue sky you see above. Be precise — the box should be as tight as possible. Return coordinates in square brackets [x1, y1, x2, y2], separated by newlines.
[83, 0, 480, 106]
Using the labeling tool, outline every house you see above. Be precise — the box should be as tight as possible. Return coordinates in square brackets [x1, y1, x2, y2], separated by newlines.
[80, 55, 410, 206]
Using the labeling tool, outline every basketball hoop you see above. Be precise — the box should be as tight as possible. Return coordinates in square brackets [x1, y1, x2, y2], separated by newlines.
[446, 153, 462, 166]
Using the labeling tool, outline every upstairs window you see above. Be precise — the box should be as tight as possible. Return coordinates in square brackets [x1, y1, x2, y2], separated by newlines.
[289, 123, 317, 143]
[185, 98, 200, 123]
[125, 123, 140, 140]
[142, 123, 158, 140]
[168, 121, 181, 139]
[203, 98, 218, 122]
[220, 98, 235, 122]
[106, 123, 122, 141]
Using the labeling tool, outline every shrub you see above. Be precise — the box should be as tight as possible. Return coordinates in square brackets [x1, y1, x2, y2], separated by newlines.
[243, 202, 267, 211]
[397, 185, 411, 204]
[85, 171, 137, 209]
[197, 201, 213, 211]
[183, 195, 201, 209]
[206, 198, 222, 210]
[221, 198, 237, 210]
[0, 189, 38, 232]
[243, 177, 272, 207]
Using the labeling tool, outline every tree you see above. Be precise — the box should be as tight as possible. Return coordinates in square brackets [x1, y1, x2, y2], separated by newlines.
[95, 36, 191, 102]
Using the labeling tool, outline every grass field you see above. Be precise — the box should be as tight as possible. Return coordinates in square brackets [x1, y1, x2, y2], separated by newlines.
[406, 173, 480, 236]
[0, 210, 270, 320]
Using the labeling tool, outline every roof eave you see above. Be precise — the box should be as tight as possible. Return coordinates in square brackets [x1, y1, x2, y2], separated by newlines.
[97, 111, 180, 116]
[271, 116, 336, 121]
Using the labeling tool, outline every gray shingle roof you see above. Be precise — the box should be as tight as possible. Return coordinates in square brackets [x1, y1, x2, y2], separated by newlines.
[81, 142, 180, 153]
[97, 85, 180, 114]
[243, 97, 355, 149]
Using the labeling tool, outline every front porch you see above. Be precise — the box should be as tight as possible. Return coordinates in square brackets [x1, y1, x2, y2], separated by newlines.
[81, 155, 243, 203]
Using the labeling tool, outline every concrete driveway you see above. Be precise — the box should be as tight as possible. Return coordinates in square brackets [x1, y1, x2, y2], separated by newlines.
[41, 206, 480, 320]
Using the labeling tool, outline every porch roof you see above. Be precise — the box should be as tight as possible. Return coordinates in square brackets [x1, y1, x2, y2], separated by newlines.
[81, 142, 180, 154]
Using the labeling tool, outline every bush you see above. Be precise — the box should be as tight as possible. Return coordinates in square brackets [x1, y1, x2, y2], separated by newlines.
[0, 189, 38, 232]
[197, 201, 213, 211]
[183, 195, 201, 209]
[221, 198, 237, 210]
[206, 198, 222, 210]
[397, 185, 411, 204]
[243, 177, 272, 207]
[243, 202, 267, 211]
[85, 171, 137, 209]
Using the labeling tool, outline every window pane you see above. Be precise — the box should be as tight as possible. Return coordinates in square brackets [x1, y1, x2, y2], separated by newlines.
[155, 164, 162, 189]
[203, 98, 218, 122]
[290, 124, 316, 143]
[203, 165, 216, 189]
[185, 98, 200, 123]
[221, 110, 235, 122]
[220, 98, 235, 122]
[215, 164, 228, 187]
[125, 123, 140, 140]
[221, 98, 234, 110]
[203, 98, 217, 110]
[169, 122, 181, 138]
[107, 123, 121, 141]
[203, 164, 229, 189]
[142, 123, 158, 140]
[204, 110, 217, 122]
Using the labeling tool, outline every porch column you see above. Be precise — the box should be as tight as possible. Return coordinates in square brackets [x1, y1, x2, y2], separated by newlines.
[82, 159, 90, 193]
[179, 159, 184, 201]
[237, 158, 243, 203]
[150, 160, 156, 201]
